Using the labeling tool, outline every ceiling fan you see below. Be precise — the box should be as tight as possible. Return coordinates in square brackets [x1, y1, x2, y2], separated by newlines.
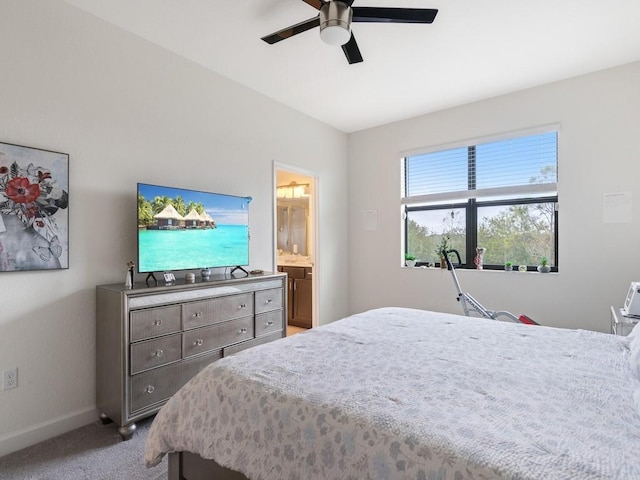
[261, 0, 438, 64]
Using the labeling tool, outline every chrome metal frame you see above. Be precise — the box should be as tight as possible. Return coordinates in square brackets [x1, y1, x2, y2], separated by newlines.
[445, 250, 520, 323]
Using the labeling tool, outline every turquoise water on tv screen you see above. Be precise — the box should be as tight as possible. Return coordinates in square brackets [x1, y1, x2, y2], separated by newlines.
[138, 224, 249, 272]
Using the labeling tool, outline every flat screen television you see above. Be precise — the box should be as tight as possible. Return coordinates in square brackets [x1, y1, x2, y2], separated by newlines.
[137, 183, 250, 273]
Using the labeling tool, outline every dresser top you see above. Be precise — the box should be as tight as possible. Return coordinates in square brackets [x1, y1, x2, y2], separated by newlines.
[97, 271, 285, 295]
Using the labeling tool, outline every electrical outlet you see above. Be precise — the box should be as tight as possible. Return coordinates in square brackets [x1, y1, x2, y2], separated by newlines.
[2, 368, 18, 390]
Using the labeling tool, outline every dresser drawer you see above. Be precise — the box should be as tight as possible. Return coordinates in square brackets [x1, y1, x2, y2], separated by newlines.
[255, 310, 284, 337]
[182, 293, 254, 330]
[224, 331, 283, 357]
[130, 364, 179, 414]
[183, 317, 254, 358]
[255, 288, 283, 314]
[129, 349, 222, 413]
[130, 334, 182, 375]
[130, 305, 182, 341]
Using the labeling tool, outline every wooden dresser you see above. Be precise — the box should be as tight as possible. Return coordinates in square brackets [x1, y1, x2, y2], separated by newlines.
[96, 272, 286, 440]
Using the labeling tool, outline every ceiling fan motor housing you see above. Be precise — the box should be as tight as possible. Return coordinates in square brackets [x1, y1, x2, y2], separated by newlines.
[319, 1, 352, 45]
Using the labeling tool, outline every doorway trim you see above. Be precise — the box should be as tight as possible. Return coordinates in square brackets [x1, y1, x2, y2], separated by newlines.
[273, 161, 319, 328]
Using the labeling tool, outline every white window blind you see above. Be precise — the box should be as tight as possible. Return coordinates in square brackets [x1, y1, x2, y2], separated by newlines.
[403, 131, 557, 205]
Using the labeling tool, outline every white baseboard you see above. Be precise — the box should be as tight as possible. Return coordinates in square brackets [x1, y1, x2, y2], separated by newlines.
[0, 406, 98, 458]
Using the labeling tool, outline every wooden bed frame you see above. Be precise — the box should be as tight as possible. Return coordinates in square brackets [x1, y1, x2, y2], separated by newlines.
[168, 452, 249, 480]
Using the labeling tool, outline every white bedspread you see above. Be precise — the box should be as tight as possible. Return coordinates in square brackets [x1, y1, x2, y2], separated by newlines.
[145, 307, 640, 479]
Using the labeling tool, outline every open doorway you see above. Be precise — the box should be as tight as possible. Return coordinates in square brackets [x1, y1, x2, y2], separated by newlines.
[274, 165, 318, 336]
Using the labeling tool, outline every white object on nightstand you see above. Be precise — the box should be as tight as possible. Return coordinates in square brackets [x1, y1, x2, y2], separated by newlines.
[623, 282, 640, 316]
[610, 305, 640, 336]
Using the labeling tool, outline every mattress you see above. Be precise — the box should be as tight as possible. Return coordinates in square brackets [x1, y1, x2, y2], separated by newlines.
[144, 307, 640, 479]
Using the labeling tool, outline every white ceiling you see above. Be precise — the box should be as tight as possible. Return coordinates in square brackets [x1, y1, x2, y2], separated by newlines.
[63, 0, 640, 133]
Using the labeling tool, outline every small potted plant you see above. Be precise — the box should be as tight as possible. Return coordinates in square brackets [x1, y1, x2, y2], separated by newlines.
[504, 261, 513, 271]
[537, 257, 551, 273]
[405, 253, 417, 268]
[435, 235, 450, 269]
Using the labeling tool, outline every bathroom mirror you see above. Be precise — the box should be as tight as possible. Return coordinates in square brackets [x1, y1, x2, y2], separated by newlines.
[277, 197, 308, 255]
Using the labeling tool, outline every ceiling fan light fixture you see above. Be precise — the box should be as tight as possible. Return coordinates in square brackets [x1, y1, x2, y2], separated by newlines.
[320, 24, 350, 45]
[319, 2, 352, 46]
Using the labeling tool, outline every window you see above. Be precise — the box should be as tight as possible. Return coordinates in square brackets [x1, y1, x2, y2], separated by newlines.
[402, 130, 558, 270]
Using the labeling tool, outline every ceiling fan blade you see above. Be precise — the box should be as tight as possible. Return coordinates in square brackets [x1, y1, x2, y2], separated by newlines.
[302, 0, 325, 10]
[261, 16, 320, 44]
[352, 7, 438, 24]
[341, 33, 363, 64]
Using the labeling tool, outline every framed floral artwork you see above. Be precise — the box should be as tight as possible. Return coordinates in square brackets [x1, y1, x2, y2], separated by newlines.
[0, 142, 69, 271]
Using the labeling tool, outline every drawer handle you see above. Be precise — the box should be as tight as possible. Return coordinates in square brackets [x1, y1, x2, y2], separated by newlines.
[266, 321, 274, 326]
[194, 339, 204, 346]
[265, 299, 273, 304]
[155, 349, 164, 357]
[193, 311, 203, 318]
[146, 385, 155, 394]
[239, 328, 248, 334]
[154, 319, 163, 326]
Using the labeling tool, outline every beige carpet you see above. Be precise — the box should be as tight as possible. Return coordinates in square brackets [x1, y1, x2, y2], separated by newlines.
[0, 417, 166, 480]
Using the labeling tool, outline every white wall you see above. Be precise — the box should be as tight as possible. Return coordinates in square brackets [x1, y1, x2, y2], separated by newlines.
[0, 0, 349, 455]
[348, 61, 640, 332]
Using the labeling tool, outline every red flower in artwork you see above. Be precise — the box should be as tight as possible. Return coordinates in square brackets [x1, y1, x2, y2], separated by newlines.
[5, 177, 41, 204]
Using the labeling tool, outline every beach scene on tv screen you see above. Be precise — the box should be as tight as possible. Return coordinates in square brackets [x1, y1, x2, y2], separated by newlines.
[137, 184, 249, 272]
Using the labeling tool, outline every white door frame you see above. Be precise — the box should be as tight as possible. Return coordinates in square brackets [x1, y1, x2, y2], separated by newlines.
[273, 161, 319, 328]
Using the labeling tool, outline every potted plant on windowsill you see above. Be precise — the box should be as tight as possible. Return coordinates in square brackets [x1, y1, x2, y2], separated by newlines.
[504, 261, 513, 271]
[435, 235, 450, 269]
[537, 257, 551, 273]
[405, 253, 417, 268]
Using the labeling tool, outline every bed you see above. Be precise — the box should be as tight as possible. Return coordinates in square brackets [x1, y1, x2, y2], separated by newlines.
[144, 307, 640, 479]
